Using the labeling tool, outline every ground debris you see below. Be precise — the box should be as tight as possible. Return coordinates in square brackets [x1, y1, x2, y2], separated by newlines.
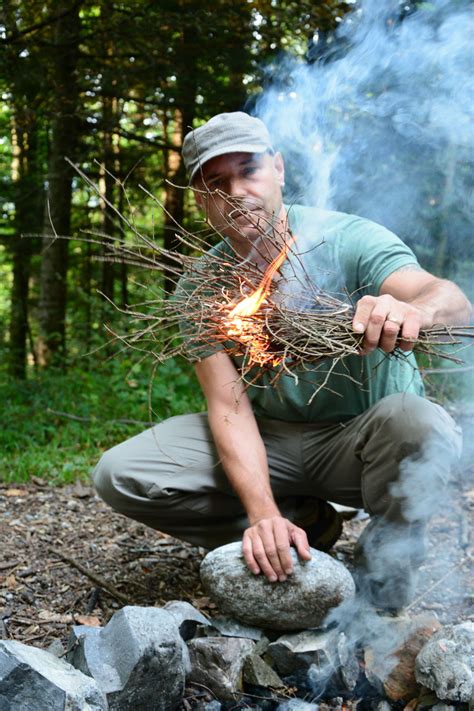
[0, 475, 472, 653]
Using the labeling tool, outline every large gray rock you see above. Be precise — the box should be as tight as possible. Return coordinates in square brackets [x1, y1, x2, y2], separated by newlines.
[67, 605, 185, 710]
[200, 543, 355, 631]
[415, 622, 474, 703]
[0, 640, 107, 710]
[187, 636, 255, 701]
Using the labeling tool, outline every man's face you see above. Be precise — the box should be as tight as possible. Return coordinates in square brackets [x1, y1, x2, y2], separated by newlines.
[193, 151, 285, 258]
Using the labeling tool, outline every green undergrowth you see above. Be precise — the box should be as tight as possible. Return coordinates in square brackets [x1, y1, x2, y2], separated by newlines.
[1, 350, 471, 485]
[0, 357, 205, 484]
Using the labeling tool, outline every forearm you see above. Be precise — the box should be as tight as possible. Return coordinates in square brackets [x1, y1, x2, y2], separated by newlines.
[208, 404, 280, 523]
[409, 279, 472, 328]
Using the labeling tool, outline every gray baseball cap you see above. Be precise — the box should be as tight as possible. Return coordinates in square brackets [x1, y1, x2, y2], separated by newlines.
[182, 111, 273, 184]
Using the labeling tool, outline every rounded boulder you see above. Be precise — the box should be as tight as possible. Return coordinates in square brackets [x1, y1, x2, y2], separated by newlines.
[200, 542, 355, 631]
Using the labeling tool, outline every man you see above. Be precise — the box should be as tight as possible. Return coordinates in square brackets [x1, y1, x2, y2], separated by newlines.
[93, 112, 470, 609]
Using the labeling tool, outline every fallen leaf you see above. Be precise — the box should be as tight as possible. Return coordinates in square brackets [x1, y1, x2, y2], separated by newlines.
[75, 615, 101, 627]
[6, 575, 17, 590]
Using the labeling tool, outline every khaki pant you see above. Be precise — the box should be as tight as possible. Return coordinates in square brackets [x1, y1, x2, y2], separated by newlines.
[93, 393, 461, 549]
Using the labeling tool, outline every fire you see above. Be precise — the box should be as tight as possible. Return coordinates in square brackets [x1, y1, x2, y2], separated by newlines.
[224, 235, 295, 366]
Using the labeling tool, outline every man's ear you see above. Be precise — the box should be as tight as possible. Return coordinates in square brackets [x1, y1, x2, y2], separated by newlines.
[273, 151, 285, 186]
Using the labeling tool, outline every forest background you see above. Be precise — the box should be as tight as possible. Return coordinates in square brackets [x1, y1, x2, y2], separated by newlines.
[1, 0, 472, 484]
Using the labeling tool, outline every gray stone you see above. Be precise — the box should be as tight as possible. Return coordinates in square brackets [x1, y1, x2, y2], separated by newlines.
[187, 636, 255, 701]
[195, 703, 221, 711]
[243, 653, 283, 688]
[67, 605, 185, 710]
[431, 705, 456, 711]
[375, 702, 392, 711]
[0, 639, 107, 710]
[200, 543, 355, 631]
[268, 629, 358, 691]
[163, 600, 212, 640]
[277, 700, 319, 710]
[415, 622, 474, 702]
[46, 640, 66, 659]
[209, 616, 267, 641]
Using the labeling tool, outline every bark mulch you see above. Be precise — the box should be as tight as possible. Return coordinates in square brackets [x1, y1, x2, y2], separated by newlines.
[0, 472, 472, 652]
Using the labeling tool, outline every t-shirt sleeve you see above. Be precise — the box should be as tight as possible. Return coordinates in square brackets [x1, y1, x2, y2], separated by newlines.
[340, 217, 420, 296]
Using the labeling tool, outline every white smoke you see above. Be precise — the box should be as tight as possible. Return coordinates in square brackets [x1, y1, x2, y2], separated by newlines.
[254, 0, 474, 291]
[254, 5, 472, 700]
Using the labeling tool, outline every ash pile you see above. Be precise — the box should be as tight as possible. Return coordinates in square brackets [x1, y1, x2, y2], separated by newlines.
[0, 543, 472, 710]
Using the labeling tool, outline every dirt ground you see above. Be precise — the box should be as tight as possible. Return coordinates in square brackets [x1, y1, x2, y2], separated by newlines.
[1, 464, 472, 653]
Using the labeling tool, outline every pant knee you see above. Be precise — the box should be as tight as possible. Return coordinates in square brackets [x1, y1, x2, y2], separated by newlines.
[372, 393, 461, 456]
[359, 394, 461, 520]
[92, 447, 124, 508]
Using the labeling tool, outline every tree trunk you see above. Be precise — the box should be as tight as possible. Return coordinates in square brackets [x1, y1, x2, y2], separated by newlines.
[37, 0, 80, 367]
[162, 27, 197, 294]
[9, 114, 44, 378]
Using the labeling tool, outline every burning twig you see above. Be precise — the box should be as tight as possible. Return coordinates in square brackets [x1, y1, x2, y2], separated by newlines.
[68, 166, 474, 392]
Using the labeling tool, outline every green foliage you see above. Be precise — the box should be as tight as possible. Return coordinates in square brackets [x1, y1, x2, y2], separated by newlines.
[0, 357, 204, 484]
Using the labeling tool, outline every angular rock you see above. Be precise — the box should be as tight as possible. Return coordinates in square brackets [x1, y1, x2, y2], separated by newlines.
[163, 600, 212, 641]
[67, 605, 185, 710]
[267, 629, 358, 691]
[187, 636, 255, 701]
[200, 543, 355, 631]
[364, 613, 441, 701]
[243, 653, 283, 688]
[415, 622, 474, 702]
[208, 616, 267, 641]
[0, 640, 107, 710]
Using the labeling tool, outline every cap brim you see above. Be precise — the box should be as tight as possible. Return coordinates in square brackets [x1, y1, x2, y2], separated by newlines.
[189, 143, 270, 184]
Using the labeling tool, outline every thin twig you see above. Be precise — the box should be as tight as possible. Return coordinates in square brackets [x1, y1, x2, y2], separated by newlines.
[46, 408, 155, 427]
[49, 548, 130, 605]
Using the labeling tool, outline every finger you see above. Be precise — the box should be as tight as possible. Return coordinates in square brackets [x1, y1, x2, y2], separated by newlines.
[258, 524, 289, 581]
[290, 526, 312, 562]
[352, 295, 377, 334]
[399, 312, 421, 351]
[242, 531, 261, 575]
[379, 317, 402, 353]
[362, 301, 390, 353]
[251, 537, 281, 582]
[272, 518, 295, 577]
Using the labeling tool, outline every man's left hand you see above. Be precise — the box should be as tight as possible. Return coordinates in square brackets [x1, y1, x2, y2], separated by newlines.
[352, 294, 425, 354]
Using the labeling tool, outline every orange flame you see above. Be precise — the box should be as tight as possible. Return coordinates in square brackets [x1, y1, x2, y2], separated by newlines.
[224, 235, 294, 366]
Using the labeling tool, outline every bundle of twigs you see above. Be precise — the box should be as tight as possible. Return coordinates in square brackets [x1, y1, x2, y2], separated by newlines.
[69, 162, 474, 383]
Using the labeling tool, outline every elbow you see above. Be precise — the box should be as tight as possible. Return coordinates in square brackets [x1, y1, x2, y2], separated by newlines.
[460, 295, 473, 326]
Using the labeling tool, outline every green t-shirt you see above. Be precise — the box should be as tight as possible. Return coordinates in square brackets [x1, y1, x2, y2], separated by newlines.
[176, 205, 424, 422]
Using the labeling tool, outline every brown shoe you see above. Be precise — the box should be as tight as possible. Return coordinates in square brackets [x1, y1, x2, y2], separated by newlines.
[294, 499, 343, 552]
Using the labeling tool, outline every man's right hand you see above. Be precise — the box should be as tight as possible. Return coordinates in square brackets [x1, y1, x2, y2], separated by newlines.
[242, 515, 312, 583]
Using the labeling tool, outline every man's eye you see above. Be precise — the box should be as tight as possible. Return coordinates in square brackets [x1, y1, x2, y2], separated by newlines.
[243, 166, 257, 177]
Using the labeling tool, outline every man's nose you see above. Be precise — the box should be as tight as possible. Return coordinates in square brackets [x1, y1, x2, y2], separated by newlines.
[228, 177, 248, 197]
